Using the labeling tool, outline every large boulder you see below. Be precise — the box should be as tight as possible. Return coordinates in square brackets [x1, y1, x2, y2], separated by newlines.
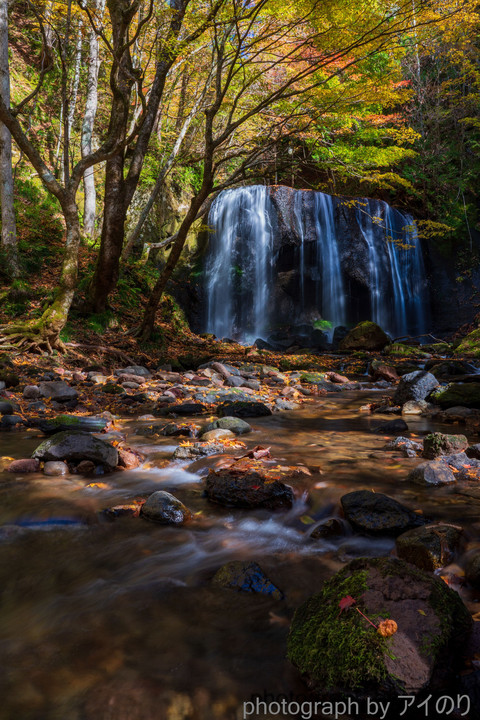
[32, 431, 118, 470]
[431, 383, 480, 409]
[287, 557, 472, 699]
[341, 490, 425, 536]
[205, 468, 294, 509]
[30, 415, 108, 435]
[455, 327, 480, 358]
[392, 370, 439, 405]
[338, 321, 390, 351]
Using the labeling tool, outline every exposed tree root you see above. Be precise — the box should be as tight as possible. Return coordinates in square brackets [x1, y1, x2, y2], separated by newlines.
[65, 342, 136, 365]
[0, 322, 66, 355]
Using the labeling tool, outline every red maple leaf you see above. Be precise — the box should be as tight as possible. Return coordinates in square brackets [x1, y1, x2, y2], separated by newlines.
[338, 595, 356, 613]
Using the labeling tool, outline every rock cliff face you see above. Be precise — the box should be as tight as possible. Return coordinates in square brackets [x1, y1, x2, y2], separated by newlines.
[172, 184, 478, 339]
[201, 185, 429, 341]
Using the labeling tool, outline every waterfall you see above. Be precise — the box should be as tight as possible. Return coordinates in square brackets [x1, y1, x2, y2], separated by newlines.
[313, 192, 346, 330]
[204, 186, 428, 343]
[205, 185, 274, 341]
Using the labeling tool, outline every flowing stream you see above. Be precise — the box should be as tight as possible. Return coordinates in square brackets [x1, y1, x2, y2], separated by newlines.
[0, 389, 478, 719]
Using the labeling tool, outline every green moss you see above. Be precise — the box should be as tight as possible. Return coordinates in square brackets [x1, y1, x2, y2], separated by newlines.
[383, 343, 429, 358]
[455, 328, 480, 357]
[300, 372, 327, 383]
[287, 569, 387, 691]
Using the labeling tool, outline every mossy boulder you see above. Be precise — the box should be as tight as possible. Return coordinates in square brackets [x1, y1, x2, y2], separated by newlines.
[338, 322, 390, 352]
[455, 328, 480, 357]
[430, 383, 480, 409]
[396, 524, 465, 571]
[287, 557, 472, 699]
[383, 343, 430, 359]
[422, 432, 468, 459]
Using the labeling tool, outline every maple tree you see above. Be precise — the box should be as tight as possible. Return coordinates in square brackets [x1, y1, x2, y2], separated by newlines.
[0, 0, 476, 348]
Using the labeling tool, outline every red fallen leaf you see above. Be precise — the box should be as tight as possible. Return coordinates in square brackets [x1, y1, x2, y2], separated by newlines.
[339, 595, 356, 613]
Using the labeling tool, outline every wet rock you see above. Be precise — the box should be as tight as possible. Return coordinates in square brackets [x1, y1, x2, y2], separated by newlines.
[0, 380, 4, 392]
[396, 524, 465, 571]
[274, 399, 300, 411]
[431, 383, 480, 409]
[407, 461, 456, 486]
[310, 518, 347, 539]
[22, 385, 41, 399]
[117, 447, 143, 469]
[1, 415, 24, 428]
[114, 365, 151, 378]
[43, 461, 69, 476]
[217, 401, 272, 418]
[30, 415, 108, 435]
[32, 431, 118, 470]
[75, 460, 96, 475]
[384, 436, 423, 457]
[140, 491, 191, 525]
[370, 362, 399, 383]
[341, 490, 425, 536]
[0, 400, 13, 415]
[203, 416, 252, 435]
[156, 402, 207, 416]
[198, 389, 252, 404]
[466, 444, 480, 460]
[212, 561, 283, 599]
[205, 468, 294, 509]
[288, 557, 472, 699]
[422, 432, 468, 459]
[392, 370, 439, 405]
[338, 321, 390, 351]
[202, 428, 236, 442]
[6, 458, 40, 473]
[465, 553, 480, 590]
[38, 381, 78, 404]
[173, 442, 224, 459]
[372, 418, 408, 434]
[101, 502, 143, 520]
[402, 399, 432, 415]
[157, 422, 198, 438]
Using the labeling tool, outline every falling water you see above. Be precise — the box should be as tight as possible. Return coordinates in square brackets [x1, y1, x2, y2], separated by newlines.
[355, 200, 427, 338]
[205, 185, 274, 341]
[204, 186, 428, 342]
[314, 192, 346, 329]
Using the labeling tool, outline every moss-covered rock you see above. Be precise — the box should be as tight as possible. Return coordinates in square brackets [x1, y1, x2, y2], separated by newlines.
[383, 343, 429, 359]
[338, 322, 390, 352]
[287, 557, 472, 699]
[430, 383, 480, 409]
[455, 328, 480, 357]
[422, 432, 468, 459]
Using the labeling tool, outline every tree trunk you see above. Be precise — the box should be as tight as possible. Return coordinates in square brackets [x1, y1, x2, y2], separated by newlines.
[81, 0, 105, 238]
[89, 152, 126, 310]
[0, 0, 19, 278]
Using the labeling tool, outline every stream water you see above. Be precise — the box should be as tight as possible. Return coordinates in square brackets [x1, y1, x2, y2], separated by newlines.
[0, 388, 479, 720]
